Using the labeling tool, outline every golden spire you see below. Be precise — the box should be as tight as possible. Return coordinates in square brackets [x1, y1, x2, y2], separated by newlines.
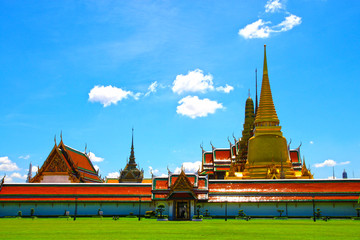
[254, 45, 279, 127]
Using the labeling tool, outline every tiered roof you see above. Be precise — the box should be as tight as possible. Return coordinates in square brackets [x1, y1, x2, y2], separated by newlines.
[201, 148, 233, 177]
[31, 140, 102, 183]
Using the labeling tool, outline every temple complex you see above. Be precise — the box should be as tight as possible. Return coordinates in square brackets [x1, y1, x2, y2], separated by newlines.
[0, 45, 358, 220]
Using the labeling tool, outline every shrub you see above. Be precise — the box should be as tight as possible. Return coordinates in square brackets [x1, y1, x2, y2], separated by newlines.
[238, 210, 246, 217]
[196, 205, 201, 218]
[18, 211, 22, 217]
[30, 208, 35, 217]
[145, 210, 156, 218]
[156, 204, 165, 219]
[315, 208, 321, 219]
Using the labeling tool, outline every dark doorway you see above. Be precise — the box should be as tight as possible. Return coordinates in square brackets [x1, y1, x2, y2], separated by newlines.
[176, 201, 189, 220]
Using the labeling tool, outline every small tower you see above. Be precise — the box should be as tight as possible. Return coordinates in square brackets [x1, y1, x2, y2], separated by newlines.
[237, 94, 255, 163]
[342, 169, 348, 179]
[26, 163, 32, 183]
[119, 128, 144, 183]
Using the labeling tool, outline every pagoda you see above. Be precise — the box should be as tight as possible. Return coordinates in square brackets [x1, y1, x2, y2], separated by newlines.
[201, 45, 313, 180]
[118, 129, 144, 183]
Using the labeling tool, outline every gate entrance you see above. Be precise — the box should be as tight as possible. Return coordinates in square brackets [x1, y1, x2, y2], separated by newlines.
[175, 200, 189, 220]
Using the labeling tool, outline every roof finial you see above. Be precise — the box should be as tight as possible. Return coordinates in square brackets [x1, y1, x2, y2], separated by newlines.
[85, 143, 87, 154]
[60, 130, 63, 142]
[255, 68, 258, 115]
[54, 134, 57, 145]
[263, 45, 268, 75]
[232, 133, 237, 144]
[210, 141, 215, 150]
[167, 166, 171, 175]
[248, 89, 250, 98]
[227, 137, 232, 146]
[129, 127, 136, 165]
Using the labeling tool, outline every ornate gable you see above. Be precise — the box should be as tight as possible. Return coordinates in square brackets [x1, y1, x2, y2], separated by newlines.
[44, 153, 69, 172]
[167, 170, 196, 200]
[30, 143, 80, 183]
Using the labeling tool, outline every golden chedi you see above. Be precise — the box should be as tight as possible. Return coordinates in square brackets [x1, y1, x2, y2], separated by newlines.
[242, 45, 296, 179]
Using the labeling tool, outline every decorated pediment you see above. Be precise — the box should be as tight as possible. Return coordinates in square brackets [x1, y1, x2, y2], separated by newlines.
[167, 169, 196, 200]
[31, 144, 78, 183]
[45, 154, 69, 172]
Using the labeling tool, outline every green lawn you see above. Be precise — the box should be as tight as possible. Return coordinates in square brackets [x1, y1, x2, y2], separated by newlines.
[0, 218, 359, 240]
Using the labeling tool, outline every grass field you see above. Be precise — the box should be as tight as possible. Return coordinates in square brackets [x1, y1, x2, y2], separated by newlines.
[0, 218, 359, 240]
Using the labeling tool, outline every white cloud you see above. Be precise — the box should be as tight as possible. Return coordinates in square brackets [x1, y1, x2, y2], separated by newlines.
[131, 92, 142, 100]
[275, 14, 302, 32]
[314, 159, 350, 168]
[176, 96, 223, 119]
[309, 141, 314, 144]
[10, 172, 27, 180]
[88, 85, 133, 107]
[315, 159, 336, 168]
[239, 19, 272, 39]
[265, 0, 283, 13]
[107, 171, 119, 178]
[94, 165, 100, 172]
[88, 152, 104, 162]
[238, 0, 301, 39]
[31, 166, 39, 173]
[19, 155, 30, 160]
[339, 161, 351, 165]
[172, 69, 214, 94]
[145, 81, 158, 96]
[216, 84, 234, 93]
[0, 156, 20, 171]
[174, 161, 202, 174]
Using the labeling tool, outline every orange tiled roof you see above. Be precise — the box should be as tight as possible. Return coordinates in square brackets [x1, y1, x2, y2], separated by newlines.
[0, 184, 152, 202]
[142, 179, 152, 183]
[204, 153, 214, 164]
[106, 178, 119, 183]
[208, 195, 358, 202]
[290, 150, 300, 163]
[64, 146, 96, 173]
[153, 179, 168, 190]
[214, 149, 231, 160]
[208, 180, 360, 194]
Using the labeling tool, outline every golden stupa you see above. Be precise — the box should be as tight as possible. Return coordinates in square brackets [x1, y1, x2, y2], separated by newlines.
[227, 45, 312, 180]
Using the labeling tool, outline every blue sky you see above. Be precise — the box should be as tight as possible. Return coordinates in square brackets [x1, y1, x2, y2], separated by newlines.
[1, 0, 359, 182]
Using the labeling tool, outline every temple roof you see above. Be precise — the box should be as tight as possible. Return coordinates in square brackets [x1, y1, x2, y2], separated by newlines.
[207, 179, 360, 202]
[1, 179, 359, 203]
[31, 140, 102, 183]
[0, 183, 152, 202]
